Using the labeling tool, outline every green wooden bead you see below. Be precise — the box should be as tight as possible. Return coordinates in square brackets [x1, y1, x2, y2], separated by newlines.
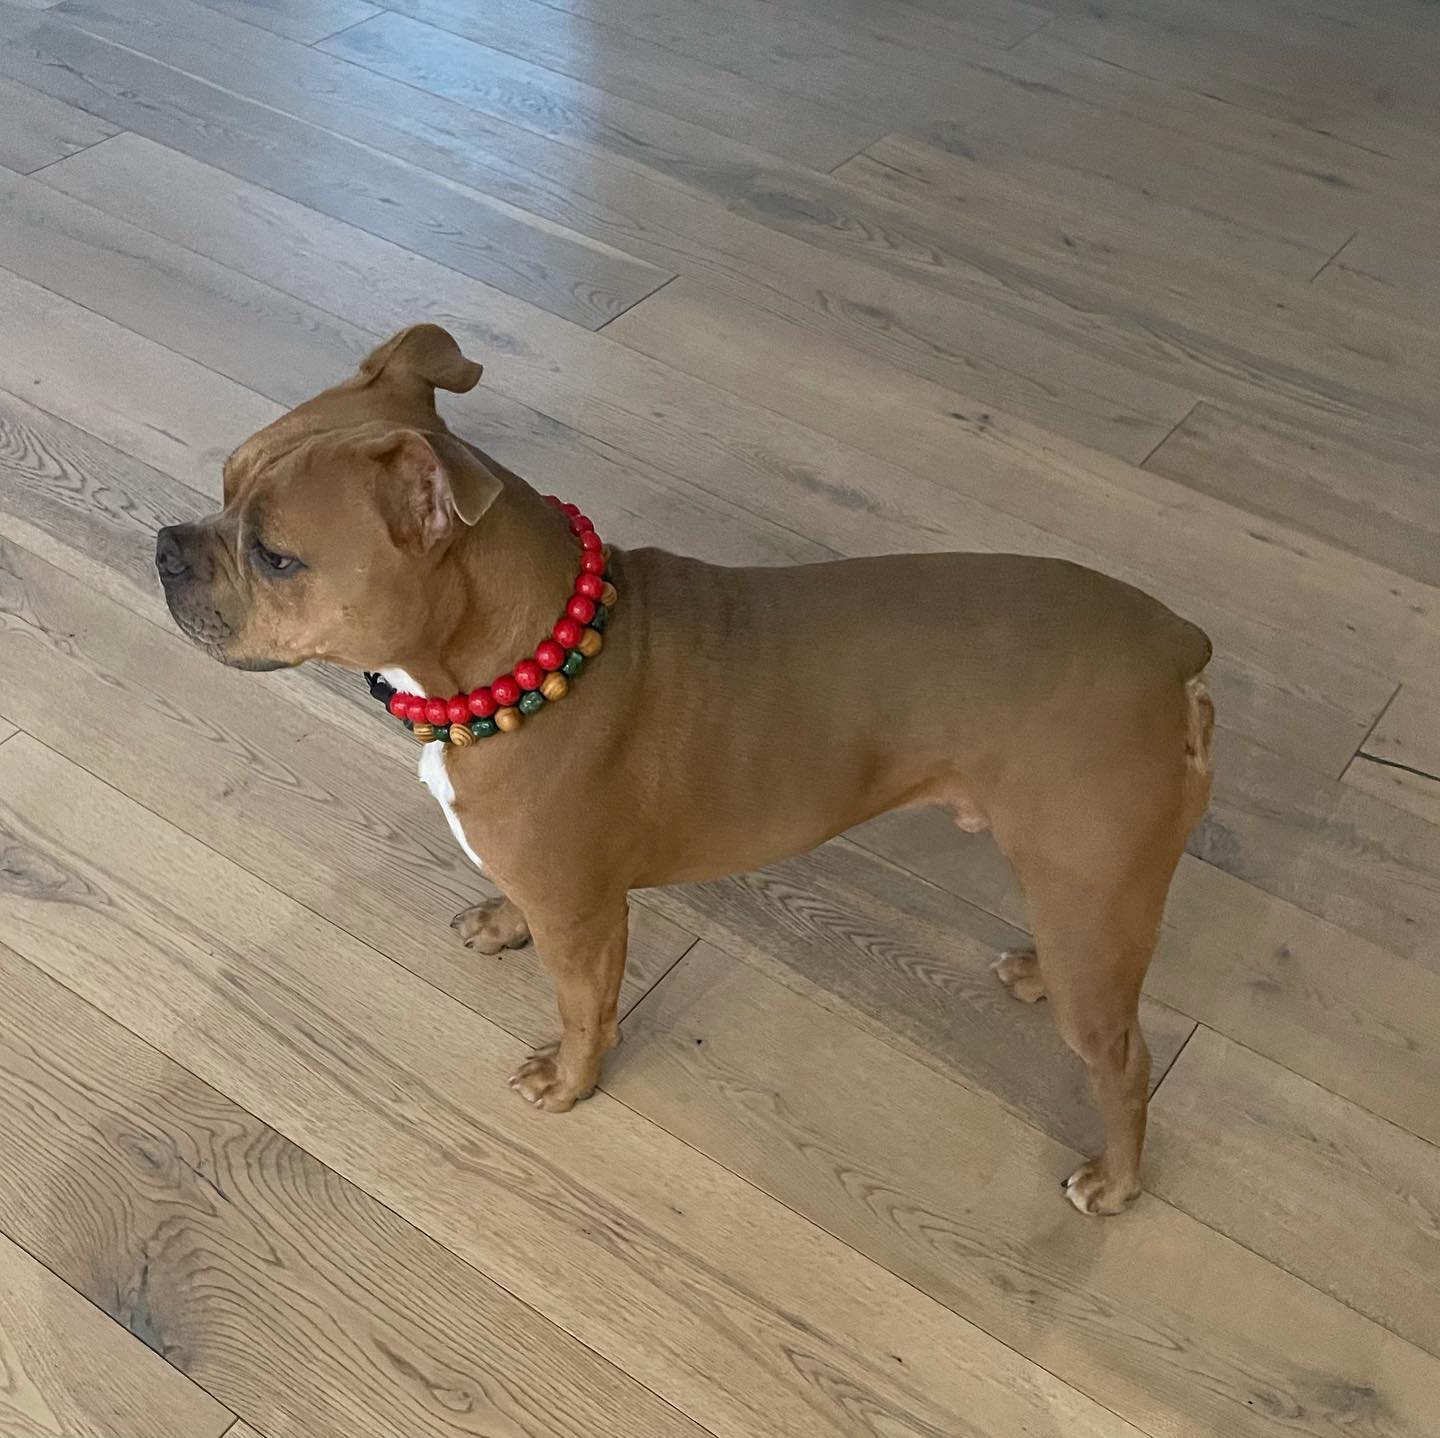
[562, 650, 584, 677]
[591, 602, 610, 632]
[435, 725, 451, 742]
[518, 690, 546, 715]
[469, 717, 498, 738]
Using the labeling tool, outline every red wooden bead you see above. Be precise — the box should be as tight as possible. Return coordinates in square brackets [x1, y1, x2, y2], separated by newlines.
[575, 572, 604, 600]
[388, 693, 411, 717]
[405, 698, 428, 723]
[560, 502, 580, 517]
[514, 658, 543, 691]
[467, 687, 496, 718]
[567, 594, 596, 624]
[553, 617, 584, 648]
[447, 697, 470, 725]
[535, 639, 566, 671]
[425, 698, 449, 726]
[491, 674, 521, 707]
[569, 515, 595, 535]
[581, 551, 606, 575]
[580, 530, 602, 551]
[544, 494, 563, 508]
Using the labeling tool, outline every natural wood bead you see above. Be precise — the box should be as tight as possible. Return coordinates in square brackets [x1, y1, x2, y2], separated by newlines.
[599, 581, 618, 607]
[494, 706, 522, 732]
[576, 627, 603, 658]
[448, 721, 474, 746]
[540, 672, 569, 702]
[410, 722, 436, 743]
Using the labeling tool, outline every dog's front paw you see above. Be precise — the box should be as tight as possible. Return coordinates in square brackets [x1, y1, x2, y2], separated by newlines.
[507, 1042, 595, 1112]
[1063, 1159, 1141, 1216]
[451, 897, 531, 955]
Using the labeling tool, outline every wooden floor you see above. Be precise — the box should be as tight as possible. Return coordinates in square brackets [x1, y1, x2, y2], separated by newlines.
[1, 0, 1438, 1432]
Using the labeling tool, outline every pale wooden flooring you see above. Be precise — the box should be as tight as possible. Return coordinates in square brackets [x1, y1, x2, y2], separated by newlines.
[0, 0, 1437, 1432]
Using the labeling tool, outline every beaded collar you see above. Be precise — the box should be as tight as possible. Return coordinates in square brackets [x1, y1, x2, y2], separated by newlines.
[364, 496, 614, 746]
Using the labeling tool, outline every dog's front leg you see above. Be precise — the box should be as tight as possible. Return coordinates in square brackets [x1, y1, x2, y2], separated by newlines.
[508, 895, 630, 1112]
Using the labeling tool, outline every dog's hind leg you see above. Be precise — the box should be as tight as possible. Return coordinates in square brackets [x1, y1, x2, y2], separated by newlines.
[994, 676, 1211, 1213]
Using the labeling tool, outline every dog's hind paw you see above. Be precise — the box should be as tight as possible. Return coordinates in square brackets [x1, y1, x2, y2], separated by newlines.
[1063, 1159, 1141, 1216]
[451, 897, 532, 955]
[991, 948, 1047, 1003]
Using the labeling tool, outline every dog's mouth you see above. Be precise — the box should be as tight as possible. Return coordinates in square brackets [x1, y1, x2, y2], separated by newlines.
[160, 586, 289, 672]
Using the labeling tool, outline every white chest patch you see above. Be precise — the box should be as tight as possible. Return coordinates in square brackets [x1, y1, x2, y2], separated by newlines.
[418, 743, 486, 872]
[382, 667, 486, 873]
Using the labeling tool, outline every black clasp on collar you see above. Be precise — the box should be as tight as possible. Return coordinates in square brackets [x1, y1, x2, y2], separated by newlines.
[364, 672, 396, 707]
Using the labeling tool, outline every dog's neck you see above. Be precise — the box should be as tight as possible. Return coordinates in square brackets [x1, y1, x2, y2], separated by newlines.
[377, 478, 580, 697]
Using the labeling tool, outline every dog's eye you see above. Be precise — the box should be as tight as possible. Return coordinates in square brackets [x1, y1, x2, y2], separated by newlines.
[253, 539, 303, 576]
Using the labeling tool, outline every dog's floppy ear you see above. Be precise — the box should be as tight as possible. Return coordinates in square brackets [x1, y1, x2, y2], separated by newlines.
[363, 428, 501, 554]
[350, 324, 483, 404]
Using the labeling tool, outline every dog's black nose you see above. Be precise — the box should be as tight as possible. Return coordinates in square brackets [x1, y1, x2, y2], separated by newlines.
[155, 526, 190, 582]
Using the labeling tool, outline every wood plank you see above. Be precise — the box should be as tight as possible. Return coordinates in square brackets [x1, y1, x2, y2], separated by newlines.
[1345, 686, 1440, 826]
[0, 263, 287, 492]
[0, 19, 669, 329]
[1035, 2, 1440, 142]
[377, 0, 878, 171]
[0, 718, 15, 744]
[1143, 399, 1440, 587]
[15, 14, 1179, 459]
[640, 840, 1194, 1154]
[981, 28, 1440, 226]
[613, 941, 1440, 1438]
[815, 134, 1440, 452]
[835, 128, 1324, 283]
[0, 183, 815, 570]
[0, 736, 1148, 1438]
[25, 144, 1409, 773]
[1147, 1026, 1440, 1357]
[850, 800, 1440, 1144]
[1316, 228, 1440, 330]
[0, 1229, 232, 1438]
[0, 73, 116, 173]
[0, 944, 711, 1438]
[0, 530, 693, 1043]
[192, 0, 376, 44]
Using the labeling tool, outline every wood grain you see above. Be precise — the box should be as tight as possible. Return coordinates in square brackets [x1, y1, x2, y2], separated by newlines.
[1143, 399, 1440, 586]
[1148, 1027, 1440, 1356]
[0, 736, 1144, 1438]
[614, 942, 1440, 1438]
[374, 0, 876, 170]
[0, 945, 710, 1438]
[24, 0, 1184, 456]
[192, 0, 376, 44]
[1344, 686, 1440, 826]
[0, 73, 116, 174]
[0, 17, 669, 328]
[0, 1228, 232, 1438]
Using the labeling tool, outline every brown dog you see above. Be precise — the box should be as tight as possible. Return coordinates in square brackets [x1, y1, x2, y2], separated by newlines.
[156, 325, 1213, 1215]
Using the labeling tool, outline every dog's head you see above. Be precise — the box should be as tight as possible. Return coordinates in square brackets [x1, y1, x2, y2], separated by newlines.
[156, 325, 503, 672]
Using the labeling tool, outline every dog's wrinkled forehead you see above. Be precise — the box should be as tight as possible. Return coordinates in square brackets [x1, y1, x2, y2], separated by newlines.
[224, 323, 483, 500]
